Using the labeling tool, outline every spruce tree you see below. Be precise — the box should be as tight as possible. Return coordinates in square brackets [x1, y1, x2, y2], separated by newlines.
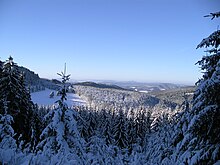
[127, 110, 136, 154]
[113, 109, 128, 149]
[172, 94, 190, 147]
[37, 65, 86, 163]
[0, 57, 35, 145]
[175, 12, 220, 164]
[85, 113, 95, 137]
[102, 118, 113, 146]
[135, 108, 152, 147]
[0, 101, 17, 164]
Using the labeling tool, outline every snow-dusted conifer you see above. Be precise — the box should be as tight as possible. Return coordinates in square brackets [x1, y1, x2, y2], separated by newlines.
[127, 109, 137, 154]
[113, 108, 128, 149]
[172, 94, 190, 148]
[86, 112, 96, 139]
[37, 64, 86, 164]
[86, 136, 109, 165]
[0, 101, 17, 164]
[135, 108, 152, 147]
[0, 57, 34, 145]
[174, 12, 220, 164]
[102, 117, 113, 145]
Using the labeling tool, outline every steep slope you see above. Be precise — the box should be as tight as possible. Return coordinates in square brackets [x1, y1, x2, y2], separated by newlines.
[17, 65, 60, 91]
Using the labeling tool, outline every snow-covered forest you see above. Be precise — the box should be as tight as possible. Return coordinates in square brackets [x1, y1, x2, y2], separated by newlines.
[0, 12, 220, 164]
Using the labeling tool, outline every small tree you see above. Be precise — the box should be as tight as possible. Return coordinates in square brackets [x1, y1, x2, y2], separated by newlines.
[49, 91, 55, 98]
[113, 109, 128, 150]
[0, 101, 17, 164]
[37, 64, 86, 163]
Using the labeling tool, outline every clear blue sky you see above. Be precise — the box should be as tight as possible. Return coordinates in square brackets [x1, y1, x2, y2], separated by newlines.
[0, 0, 219, 84]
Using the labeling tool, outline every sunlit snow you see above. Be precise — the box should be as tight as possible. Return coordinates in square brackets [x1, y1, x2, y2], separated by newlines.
[31, 88, 86, 106]
[139, 90, 149, 93]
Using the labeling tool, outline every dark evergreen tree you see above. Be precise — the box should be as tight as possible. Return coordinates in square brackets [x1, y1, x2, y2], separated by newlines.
[133, 108, 152, 148]
[127, 109, 137, 154]
[97, 109, 108, 133]
[86, 112, 96, 139]
[0, 57, 35, 145]
[78, 117, 90, 141]
[113, 109, 128, 149]
[102, 117, 113, 145]
[78, 109, 98, 142]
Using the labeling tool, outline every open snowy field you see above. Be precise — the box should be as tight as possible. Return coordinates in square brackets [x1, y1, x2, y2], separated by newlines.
[31, 88, 86, 106]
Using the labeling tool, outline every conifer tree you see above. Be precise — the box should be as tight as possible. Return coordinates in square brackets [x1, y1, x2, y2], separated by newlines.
[172, 94, 190, 147]
[102, 118, 113, 146]
[37, 64, 86, 163]
[86, 112, 96, 139]
[0, 100, 17, 164]
[0, 57, 35, 144]
[113, 109, 128, 149]
[78, 117, 90, 141]
[175, 12, 220, 164]
[127, 109, 137, 154]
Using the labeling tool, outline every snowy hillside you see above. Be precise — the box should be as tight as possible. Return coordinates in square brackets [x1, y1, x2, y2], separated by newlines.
[31, 88, 86, 106]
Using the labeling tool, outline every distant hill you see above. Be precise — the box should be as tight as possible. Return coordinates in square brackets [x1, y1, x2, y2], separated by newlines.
[150, 86, 196, 105]
[98, 81, 186, 93]
[74, 81, 128, 91]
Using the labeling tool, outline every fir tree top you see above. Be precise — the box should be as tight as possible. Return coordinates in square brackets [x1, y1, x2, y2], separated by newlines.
[56, 63, 70, 109]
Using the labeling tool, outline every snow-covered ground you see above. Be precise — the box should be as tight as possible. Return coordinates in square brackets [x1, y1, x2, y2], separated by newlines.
[139, 90, 149, 93]
[31, 88, 86, 107]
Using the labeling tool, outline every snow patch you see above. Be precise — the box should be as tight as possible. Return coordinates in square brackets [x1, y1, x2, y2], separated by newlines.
[31, 88, 86, 106]
[139, 90, 149, 93]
